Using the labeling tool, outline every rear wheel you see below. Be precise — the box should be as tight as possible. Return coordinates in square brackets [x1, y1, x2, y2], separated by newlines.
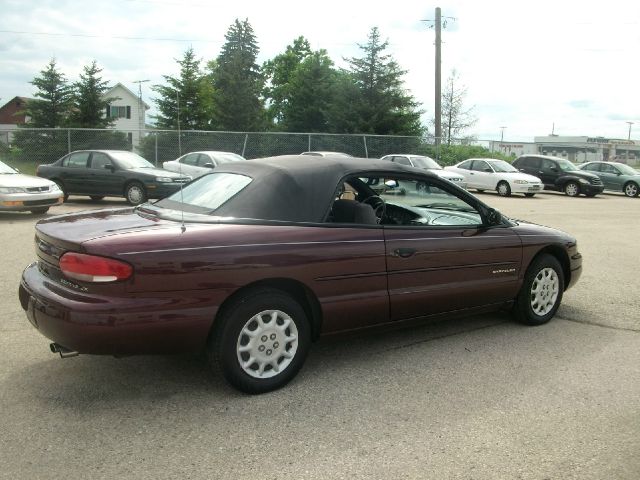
[513, 254, 564, 325]
[496, 181, 511, 197]
[125, 182, 146, 205]
[623, 182, 639, 197]
[209, 288, 311, 394]
[564, 181, 580, 197]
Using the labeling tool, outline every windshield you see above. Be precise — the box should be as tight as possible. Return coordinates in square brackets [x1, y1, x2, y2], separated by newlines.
[0, 160, 17, 174]
[487, 160, 518, 173]
[411, 156, 442, 170]
[557, 159, 578, 172]
[110, 151, 155, 169]
[155, 172, 252, 214]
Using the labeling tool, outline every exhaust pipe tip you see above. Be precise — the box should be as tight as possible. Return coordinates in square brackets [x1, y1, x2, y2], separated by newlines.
[49, 343, 79, 358]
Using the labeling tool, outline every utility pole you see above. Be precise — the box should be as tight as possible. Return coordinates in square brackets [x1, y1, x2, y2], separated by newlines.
[434, 7, 442, 151]
[626, 121, 633, 140]
[500, 126, 507, 143]
[133, 79, 150, 133]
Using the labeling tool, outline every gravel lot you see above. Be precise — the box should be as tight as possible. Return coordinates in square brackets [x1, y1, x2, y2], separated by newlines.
[1, 192, 638, 479]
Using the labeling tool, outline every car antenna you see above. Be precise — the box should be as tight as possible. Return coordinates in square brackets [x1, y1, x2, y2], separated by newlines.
[176, 90, 186, 233]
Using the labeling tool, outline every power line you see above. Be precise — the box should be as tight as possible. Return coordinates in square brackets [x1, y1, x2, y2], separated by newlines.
[0, 29, 221, 43]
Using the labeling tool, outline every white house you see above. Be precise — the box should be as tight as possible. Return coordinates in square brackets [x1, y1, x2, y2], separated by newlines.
[103, 83, 150, 151]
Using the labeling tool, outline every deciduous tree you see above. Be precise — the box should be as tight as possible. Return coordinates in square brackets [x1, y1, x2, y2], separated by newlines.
[439, 69, 477, 145]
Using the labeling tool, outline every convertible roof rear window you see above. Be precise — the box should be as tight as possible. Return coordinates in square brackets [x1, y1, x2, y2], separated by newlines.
[159, 172, 252, 213]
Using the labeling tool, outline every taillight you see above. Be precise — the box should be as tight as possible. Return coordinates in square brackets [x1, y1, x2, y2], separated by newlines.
[59, 252, 133, 283]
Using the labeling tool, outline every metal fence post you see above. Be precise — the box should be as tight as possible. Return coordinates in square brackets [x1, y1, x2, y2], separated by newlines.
[363, 135, 369, 158]
[154, 132, 158, 166]
[308, 134, 311, 152]
[242, 134, 249, 158]
[67, 129, 71, 153]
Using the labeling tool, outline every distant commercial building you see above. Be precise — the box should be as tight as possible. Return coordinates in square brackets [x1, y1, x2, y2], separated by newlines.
[534, 135, 640, 164]
[488, 141, 538, 158]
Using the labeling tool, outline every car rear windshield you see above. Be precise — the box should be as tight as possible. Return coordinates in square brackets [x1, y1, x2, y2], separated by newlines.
[110, 151, 155, 169]
[411, 156, 442, 170]
[156, 172, 252, 213]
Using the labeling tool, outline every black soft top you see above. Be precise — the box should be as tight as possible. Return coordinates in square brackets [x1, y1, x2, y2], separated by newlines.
[206, 154, 434, 222]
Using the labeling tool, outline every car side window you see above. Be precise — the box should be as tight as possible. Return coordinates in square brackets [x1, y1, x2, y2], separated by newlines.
[90, 153, 111, 170]
[393, 156, 411, 166]
[197, 154, 213, 167]
[601, 163, 617, 174]
[541, 159, 557, 172]
[471, 160, 490, 172]
[457, 160, 472, 170]
[63, 152, 90, 168]
[329, 175, 482, 227]
[182, 153, 199, 166]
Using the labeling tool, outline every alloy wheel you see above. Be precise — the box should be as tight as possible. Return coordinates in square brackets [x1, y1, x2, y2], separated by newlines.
[530, 267, 559, 316]
[236, 309, 299, 379]
[624, 183, 638, 197]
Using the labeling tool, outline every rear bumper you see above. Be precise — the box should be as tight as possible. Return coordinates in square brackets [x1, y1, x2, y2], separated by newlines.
[19, 262, 218, 355]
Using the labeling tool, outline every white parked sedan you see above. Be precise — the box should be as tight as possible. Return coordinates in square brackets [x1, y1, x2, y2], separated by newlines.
[0, 160, 63, 214]
[380, 154, 467, 189]
[445, 158, 543, 197]
[163, 151, 245, 178]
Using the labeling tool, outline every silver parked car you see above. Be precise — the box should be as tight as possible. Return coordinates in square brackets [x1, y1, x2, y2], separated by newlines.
[380, 154, 467, 189]
[163, 151, 245, 179]
[0, 160, 63, 214]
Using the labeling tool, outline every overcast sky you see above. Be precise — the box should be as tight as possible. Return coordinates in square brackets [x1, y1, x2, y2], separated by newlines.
[1, 0, 639, 141]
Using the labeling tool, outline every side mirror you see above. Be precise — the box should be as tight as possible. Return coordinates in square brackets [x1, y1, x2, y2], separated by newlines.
[551, 167, 559, 172]
[203, 162, 215, 169]
[484, 168, 493, 173]
[104, 164, 115, 172]
[486, 208, 502, 226]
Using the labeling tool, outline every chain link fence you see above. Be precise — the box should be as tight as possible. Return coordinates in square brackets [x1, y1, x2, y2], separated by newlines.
[0, 127, 510, 174]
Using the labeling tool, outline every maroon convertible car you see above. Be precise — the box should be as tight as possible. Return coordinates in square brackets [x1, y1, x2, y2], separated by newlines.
[19, 155, 582, 393]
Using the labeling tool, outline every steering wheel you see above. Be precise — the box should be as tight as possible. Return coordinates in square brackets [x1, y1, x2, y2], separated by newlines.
[361, 195, 386, 224]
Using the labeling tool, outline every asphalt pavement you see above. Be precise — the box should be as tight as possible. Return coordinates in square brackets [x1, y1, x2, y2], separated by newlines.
[0, 192, 638, 479]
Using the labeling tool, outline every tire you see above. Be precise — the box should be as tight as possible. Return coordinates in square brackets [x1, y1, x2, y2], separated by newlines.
[53, 180, 68, 202]
[209, 288, 311, 394]
[90, 195, 105, 201]
[524, 193, 535, 198]
[513, 254, 564, 326]
[125, 182, 147, 205]
[30, 207, 49, 214]
[623, 182, 639, 197]
[564, 181, 580, 197]
[496, 181, 511, 197]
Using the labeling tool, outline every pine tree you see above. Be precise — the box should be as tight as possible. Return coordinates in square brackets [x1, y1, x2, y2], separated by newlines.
[152, 47, 214, 130]
[69, 60, 115, 128]
[212, 18, 265, 131]
[262, 36, 312, 127]
[340, 27, 424, 136]
[282, 50, 337, 132]
[25, 58, 73, 128]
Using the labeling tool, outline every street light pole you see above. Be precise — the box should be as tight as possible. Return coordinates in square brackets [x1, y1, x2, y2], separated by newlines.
[626, 121, 633, 140]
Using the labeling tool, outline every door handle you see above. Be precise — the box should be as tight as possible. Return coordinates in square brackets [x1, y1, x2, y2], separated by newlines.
[392, 248, 416, 258]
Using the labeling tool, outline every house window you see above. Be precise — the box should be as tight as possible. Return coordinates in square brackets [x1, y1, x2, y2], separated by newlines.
[109, 106, 131, 119]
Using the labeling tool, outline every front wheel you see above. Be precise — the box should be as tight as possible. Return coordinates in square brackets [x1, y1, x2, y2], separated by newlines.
[496, 181, 511, 197]
[209, 288, 311, 394]
[564, 181, 580, 197]
[125, 182, 147, 205]
[513, 254, 564, 325]
[624, 182, 639, 197]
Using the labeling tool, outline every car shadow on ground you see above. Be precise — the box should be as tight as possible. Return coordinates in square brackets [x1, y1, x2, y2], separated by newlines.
[5, 313, 514, 409]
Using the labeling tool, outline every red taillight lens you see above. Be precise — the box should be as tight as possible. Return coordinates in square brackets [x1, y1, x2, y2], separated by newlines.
[59, 252, 133, 283]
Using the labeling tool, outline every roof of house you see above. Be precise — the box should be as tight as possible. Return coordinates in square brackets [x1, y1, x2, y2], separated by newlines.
[104, 83, 150, 109]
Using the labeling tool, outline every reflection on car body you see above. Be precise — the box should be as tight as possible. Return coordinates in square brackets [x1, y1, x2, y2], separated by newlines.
[19, 155, 582, 394]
